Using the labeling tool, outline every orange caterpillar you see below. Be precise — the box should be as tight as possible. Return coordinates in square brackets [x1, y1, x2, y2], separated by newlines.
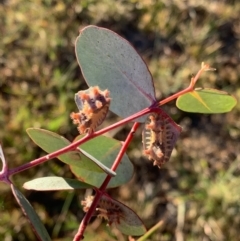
[70, 86, 110, 134]
[142, 112, 182, 168]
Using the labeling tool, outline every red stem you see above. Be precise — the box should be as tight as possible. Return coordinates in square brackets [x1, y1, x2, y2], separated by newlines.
[7, 63, 211, 176]
[73, 122, 140, 241]
[73, 190, 102, 241]
[100, 122, 140, 189]
[8, 108, 151, 176]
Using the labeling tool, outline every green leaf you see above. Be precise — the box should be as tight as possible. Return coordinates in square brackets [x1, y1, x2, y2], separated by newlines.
[75, 25, 156, 123]
[23, 177, 93, 191]
[26, 128, 116, 177]
[71, 135, 134, 188]
[176, 88, 237, 113]
[101, 194, 146, 236]
[11, 184, 51, 241]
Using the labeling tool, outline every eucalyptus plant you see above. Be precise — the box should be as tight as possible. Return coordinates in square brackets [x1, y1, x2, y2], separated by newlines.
[0, 26, 236, 241]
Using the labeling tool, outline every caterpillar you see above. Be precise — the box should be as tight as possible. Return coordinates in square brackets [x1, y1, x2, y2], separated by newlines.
[142, 112, 182, 168]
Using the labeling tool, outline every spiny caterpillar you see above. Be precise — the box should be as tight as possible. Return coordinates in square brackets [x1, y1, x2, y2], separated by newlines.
[142, 112, 182, 168]
[70, 86, 110, 134]
[81, 195, 124, 225]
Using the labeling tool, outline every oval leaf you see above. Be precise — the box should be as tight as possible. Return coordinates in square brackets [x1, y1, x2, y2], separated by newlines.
[26, 128, 115, 177]
[100, 194, 146, 236]
[176, 88, 237, 113]
[11, 184, 51, 241]
[71, 135, 134, 188]
[23, 177, 93, 191]
[75, 25, 156, 122]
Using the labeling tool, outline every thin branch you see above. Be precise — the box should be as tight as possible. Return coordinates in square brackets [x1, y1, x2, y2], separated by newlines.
[137, 216, 167, 241]
[73, 122, 141, 241]
[158, 62, 215, 106]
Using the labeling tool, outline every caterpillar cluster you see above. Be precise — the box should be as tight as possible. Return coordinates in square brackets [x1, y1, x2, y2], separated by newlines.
[70, 86, 110, 134]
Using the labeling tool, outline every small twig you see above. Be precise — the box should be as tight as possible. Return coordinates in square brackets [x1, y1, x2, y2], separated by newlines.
[159, 62, 215, 106]
[137, 216, 167, 241]
[175, 201, 186, 241]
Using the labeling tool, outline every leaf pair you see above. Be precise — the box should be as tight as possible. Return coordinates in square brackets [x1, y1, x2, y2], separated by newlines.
[27, 128, 133, 188]
[23, 129, 144, 236]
